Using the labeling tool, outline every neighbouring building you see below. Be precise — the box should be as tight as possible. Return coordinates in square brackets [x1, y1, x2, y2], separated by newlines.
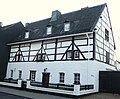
[0, 22, 25, 81]
[5, 3, 116, 96]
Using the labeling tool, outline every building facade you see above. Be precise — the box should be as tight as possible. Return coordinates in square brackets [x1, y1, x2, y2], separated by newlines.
[6, 4, 116, 95]
[0, 22, 25, 81]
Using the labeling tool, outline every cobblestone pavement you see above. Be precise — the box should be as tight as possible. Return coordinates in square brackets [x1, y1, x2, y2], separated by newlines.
[0, 86, 120, 99]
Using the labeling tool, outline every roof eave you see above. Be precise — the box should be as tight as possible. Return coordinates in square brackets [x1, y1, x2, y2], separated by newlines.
[7, 31, 93, 45]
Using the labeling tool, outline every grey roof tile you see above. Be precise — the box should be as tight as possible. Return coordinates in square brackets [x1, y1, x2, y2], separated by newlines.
[14, 3, 106, 43]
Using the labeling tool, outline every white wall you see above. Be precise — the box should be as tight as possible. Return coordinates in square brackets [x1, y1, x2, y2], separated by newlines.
[94, 6, 115, 65]
[6, 60, 116, 92]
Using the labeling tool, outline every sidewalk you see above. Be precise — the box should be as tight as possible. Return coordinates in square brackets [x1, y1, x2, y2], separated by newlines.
[0, 86, 72, 99]
[0, 86, 120, 99]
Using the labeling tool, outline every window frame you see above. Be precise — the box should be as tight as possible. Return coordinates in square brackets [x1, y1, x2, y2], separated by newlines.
[59, 72, 65, 83]
[36, 53, 46, 62]
[105, 28, 109, 41]
[64, 22, 70, 31]
[18, 70, 22, 79]
[74, 73, 80, 84]
[47, 26, 52, 35]
[15, 52, 22, 62]
[66, 50, 72, 59]
[25, 31, 29, 39]
[74, 50, 80, 59]
[106, 51, 110, 64]
[11, 70, 13, 78]
[29, 71, 36, 81]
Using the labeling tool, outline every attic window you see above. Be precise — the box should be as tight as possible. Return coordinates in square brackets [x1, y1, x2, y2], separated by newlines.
[47, 26, 52, 35]
[105, 28, 109, 41]
[25, 32, 29, 39]
[64, 22, 70, 31]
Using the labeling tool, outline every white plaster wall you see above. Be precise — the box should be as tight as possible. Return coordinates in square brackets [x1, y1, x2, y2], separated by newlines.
[6, 60, 115, 93]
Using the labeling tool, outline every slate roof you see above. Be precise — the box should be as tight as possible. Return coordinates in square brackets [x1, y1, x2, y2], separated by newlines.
[12, 3, 106, 43]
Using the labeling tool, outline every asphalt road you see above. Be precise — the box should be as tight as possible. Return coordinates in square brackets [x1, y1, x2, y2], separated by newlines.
[0, 92, 30, 99]
[0, 86, 120, 99]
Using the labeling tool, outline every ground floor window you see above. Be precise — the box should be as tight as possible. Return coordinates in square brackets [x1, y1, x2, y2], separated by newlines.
[11, 70, 13, 78]
[74, 73, 80, 84]
[18, 70, 22, 79]
[29, 71, 36, 81]
[59, 72, 65, 83]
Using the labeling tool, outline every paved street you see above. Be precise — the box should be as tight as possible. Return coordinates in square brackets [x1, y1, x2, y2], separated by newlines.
[0, 86, 120, 99]
[0, 92, 30, 99]
[0, 86, 71, 99]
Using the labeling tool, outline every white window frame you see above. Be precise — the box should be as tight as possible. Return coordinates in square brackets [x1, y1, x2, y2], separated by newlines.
[30, 71, 36, 81]
[47, 26, 52, 35]
[59, 72, 65, 83]
[67, 51, 72, 59]
[74, 73, 80, 84]
[74, 50, 79, 59]
[18, 70, 22, 79]
[64, 22, 70, 31]
[25, 32, 29, 39]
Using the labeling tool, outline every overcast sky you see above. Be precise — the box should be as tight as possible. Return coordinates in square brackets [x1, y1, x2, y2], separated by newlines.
[0, 0, 120, 60]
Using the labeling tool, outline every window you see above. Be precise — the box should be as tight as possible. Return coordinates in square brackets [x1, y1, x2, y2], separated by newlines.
[36, 54, 46, 62]
[74, 73, 80, 84]
[11, 70, 13, 78]
[74, 50, 79, 59]
[64, 22, 70, 31]
[106, 51, 110, 64]
[15, 52, 22, 61]
[18, 70, 22, 79]
[47, 26, 52, 35]
[29, 71, 36, 81]
[25, 32, 29, 39]
[67, 51, 72, 59]
[67, 50, 79, 60]
[105, 28, 109, 41]
[59, 73, 65, 83]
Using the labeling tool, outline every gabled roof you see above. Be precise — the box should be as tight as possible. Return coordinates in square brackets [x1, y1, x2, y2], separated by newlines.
[12, 3, 106, 43]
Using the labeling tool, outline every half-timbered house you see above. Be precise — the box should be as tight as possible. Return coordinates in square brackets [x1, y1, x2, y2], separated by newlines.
[6, 4, 116, 96]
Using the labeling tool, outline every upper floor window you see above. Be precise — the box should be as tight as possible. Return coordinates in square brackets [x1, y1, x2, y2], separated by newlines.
[25, 31, 29, 39]
[67, 51, 72, 59]
[47, 26, 52, 35]
[64, 22, 70, 31]
[59, 73, 65, 83]
[15, 51, 22, 62]
[66, 50, 80, 60]
[36, 53, 46, 62]
[105, 28, 109, 41]
[74, 50, 79, 59]
[29, 71, 36, 81]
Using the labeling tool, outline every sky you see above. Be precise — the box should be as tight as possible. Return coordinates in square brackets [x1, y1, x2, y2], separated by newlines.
[0, 0, 120, 60]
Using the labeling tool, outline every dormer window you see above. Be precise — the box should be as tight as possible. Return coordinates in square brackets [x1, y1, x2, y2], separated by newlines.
[64, 22, 70, 31]
[47, 26, 52, 35]
[25, 31, 29, 39]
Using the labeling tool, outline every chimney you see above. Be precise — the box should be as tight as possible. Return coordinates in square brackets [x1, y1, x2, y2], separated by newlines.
[50, 10, 61, 22]
[25, 23, 30, 28]
[0, 22, 3, 28]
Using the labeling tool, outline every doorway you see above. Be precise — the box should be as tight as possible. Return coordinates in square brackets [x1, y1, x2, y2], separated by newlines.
[42, 72, 50, 87]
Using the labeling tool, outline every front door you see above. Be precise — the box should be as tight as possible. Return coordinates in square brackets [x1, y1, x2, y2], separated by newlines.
[42, 72, 50, 87]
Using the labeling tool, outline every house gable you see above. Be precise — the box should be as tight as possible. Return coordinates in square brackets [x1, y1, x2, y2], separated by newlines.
[93, 5, 115, 65]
